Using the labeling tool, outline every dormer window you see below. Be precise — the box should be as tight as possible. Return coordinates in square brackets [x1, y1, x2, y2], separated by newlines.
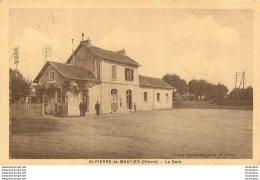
[125, 68, 134, 81]
[49, 71, 55, 80]
[112, 65, 117, 80]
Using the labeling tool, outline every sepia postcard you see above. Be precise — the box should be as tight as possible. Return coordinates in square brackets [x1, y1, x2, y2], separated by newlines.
[0, 1, 260, 165]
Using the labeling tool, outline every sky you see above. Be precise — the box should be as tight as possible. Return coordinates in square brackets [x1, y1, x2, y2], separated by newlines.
[9, 9, 253, 91]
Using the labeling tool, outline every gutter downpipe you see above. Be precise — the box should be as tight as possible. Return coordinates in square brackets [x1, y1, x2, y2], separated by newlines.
[100, 60, 102, 114]
[153, 88, 155, 110]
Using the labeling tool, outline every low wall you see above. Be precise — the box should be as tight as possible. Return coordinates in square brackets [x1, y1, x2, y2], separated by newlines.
[172, 100, 253, 110]
[172, 101, 211, 108]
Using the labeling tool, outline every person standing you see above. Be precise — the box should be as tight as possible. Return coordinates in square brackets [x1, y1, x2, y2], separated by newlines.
[134, 103, 137, 112]
[82, 101, 87, 117]
[57, 103, 62, 117]
[79, 102, 83, 117]
[95, 101, 100, 116]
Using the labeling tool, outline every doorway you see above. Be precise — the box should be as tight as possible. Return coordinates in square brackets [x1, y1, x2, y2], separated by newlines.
[111, 89, 118, 112]
[82, 90, 89, 112]
[126, 89, 132, 109]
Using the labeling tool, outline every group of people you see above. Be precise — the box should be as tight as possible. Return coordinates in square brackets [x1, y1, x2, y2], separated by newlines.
[79, 101, 138, 117]
[55, 103, 62, 117]
[79, 101, 100, 117]
[79, 101, 88, 117]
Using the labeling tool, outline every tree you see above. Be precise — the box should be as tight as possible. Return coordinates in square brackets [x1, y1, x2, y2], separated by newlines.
[229, 86, 253, 101]
[34, 84, 46, 103]
[9, 68, 32, 103]
[244, 86, 253, 101]
[188, 79, 199, 97]
[188, 79, 228, 100]
[62, 79, 94, 99]
[163, 73, 188, 95]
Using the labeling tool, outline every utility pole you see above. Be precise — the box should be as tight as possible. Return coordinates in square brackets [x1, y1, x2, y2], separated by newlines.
[234, 71, 245, 90]
[72, 39, 74, 64]
[13, 46, 19, 70]
[234, 71, 246, 99]
[235, 72, 238, 89]
[42, 44, 52, 65]
[243, 71, 245, 90]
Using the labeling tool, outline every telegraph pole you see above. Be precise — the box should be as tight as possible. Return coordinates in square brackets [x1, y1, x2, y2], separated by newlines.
[42, 44, 52, 65]
[13, 46, 19, 70]
[235, 72, 238, 89]
[72, 39, 74, 64]
[243, 71, 245, 90]
[234, 71, 245, 90]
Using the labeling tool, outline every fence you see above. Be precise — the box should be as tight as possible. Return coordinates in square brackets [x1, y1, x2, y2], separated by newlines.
[10, 103, 43, 117]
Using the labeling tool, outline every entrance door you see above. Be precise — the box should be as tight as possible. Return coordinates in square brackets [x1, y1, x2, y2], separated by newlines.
[126, 89, 132, 109]
[111, 89, 118, 112]
[82, 90, 89, 112]
[44, 90, 55, 115]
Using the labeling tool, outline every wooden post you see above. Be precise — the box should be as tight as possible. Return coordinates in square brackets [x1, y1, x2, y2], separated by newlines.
[243, 71, 245, 90]
[55, 89, 58, 103]
[42, 92, 45, 116]
[42, 102, 44, 116]
[235, 72, 237, 89]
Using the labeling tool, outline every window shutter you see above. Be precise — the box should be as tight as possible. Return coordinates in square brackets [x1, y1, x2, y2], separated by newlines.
[114, 66, 117, 79]
[125, 68, 127, 80]
[131, 69, 134, 81]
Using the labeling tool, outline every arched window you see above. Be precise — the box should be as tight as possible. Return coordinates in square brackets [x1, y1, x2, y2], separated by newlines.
[112, 65, 117, 80]
[126, 90, 132, 96]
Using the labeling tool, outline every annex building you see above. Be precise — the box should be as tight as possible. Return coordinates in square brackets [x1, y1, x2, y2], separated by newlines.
[33, 38, 173, 116]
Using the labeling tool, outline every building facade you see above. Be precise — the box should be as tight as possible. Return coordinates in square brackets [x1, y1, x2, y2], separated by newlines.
[33, 38, 173, 116]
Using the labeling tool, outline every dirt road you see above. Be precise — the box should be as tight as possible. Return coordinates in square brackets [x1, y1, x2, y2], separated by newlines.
[10, 108, 253, 159]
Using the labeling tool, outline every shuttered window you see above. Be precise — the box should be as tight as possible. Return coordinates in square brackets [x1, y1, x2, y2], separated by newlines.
[125, 68, 134, 81]
[131, 69, 134, 81]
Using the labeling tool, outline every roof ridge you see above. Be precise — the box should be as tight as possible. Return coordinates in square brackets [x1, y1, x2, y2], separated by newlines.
[139, 75, 163, 80]
[91, 45, 125, 55]
[139, 75, 174, 89]
[81, 42, 140, 66]
[48, 61, 88, 69]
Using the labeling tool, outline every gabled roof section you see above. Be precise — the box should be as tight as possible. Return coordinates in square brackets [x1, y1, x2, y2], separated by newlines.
[139, 75, 174, 89]
[33, 61, 99, 83]
[66, 41, 140, 67]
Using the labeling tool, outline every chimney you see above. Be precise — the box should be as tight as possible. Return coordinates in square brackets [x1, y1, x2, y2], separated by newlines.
[117, 48, 126, 56]
[82, 32, 84, 41]
[85, 37, 91, 47]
